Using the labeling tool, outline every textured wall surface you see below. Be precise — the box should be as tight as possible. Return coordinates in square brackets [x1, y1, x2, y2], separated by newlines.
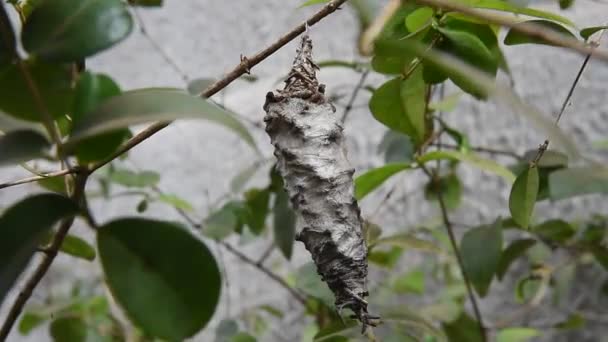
[1, 1, 607, 341]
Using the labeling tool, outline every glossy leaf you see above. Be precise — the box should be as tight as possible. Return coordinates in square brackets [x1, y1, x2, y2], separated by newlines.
[67, 88, 257, 150]
[0, 62, 74, 121]
[50, 316, 87, 342]
[509, 166, 539, 229]
[549, 167, 608, 200]
[461, 221, 503, 297]
[0, 194, 78, 305]
[59, 234, 96, 261]
[496, 327, 540, 342]
[0, 130, 50, 166]
[0, 6, 16, 64]
[418, 150, 515, 182]
[497, 239, 536, 280]
[354, 163, 412, 200]
[504, 20, 575, 46]
[72, 72, 130, 163]
[97, 218, 221, 340]
[109, 169, 160, 188]
[273, 188, 296, 259]
[22, 0, 133, 62]
[580, 26, 608, 40]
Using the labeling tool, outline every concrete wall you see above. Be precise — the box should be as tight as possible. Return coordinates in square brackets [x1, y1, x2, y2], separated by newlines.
[1, 1, 607, 340]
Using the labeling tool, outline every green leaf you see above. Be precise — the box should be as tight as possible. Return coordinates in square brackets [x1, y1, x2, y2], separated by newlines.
[0, 130, 50, 166]
[378, 130, 414, 164]
[509, 166, 539, 229]
[460, 220, 503, 297]
[300, 0, 329, 7]
[504, 20, 576, 46]
[0, 62, 74, 121]
[232, 332, 257, 342]
[244, 188, 270, 235]
[38, 176, 68, 194]
[443, 313, 483, 342]
[463, 0, 576, 27]
[203, 201, 246, 240]
[428, 92, 462, 112]
[97, 218, 221, 340]
[215, 319, 238, 342]
[424, 173, 462, 210]
[418, 150, 515, 182]
[50, 316, 87, 342]
[437, 23, 497, 76]
[157, 193, 194, 212]
[354, 163, 412, 200]
[136, 199, 148, 213]
[369, 68, 427, 143]
[580, 26, 608, 40]
[109, 169, 160, 188]
[67, 88, 257, 151]
[273, 188, 296, 259]
[18, 311, 48, 335]
[532, 219, 575, 243]
[522, 149, 568, 168]
[0, 6, 17, 64]
[128, 0, 163, 6]
[187, 78, 216, 96]
[295, 262, 334, 307]
[549, 167, 608, 200]
[554, 313, 585, 330]
[22, 0, 133, 62]
[394, 268, 425, 294]
[369, 246, 403, 268]
[0, 194, 78, 305]
[405, 7, 434, 32]
[59, 234, 96, 261]
[72, 72, 130, 163]
[382, 307, 448, 341]
[370, 233, 441, 254]
[497, 238, 536, 280]
[496, 327, 540, 342]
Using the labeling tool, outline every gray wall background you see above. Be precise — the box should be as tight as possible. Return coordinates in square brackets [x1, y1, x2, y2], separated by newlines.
[1, 0, 607, 341]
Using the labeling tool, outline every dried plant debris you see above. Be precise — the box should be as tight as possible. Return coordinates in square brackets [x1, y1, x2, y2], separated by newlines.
[263, 34, 378, 332]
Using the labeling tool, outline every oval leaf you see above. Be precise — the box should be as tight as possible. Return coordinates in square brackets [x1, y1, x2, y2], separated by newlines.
[418, 150, 515, 182]
[273, 188, 296, 259]
[580, 26, 608, 41]
[504, 20, 576, 46]
[0, 194, 78, 305]
[22, 0, 133, 62]
[0, 130, 50, 166]
[97, 218, 221, 340]
[405, 7, 434, 32]
[59, 234, 96, 261]
[67, 89, 257, 150]
[549, 167, 608, 200]
[497, 238, 536, 280]
[509, 166, 539, 229]
[354, 163, 412, 200]
[460, 220, 503, 297]
[50, 317, 87, 342]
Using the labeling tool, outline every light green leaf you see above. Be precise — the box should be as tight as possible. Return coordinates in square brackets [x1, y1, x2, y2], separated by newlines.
[299, 0, 329, 7]
[428, 92, 462, 112]
[59, 234, 96, 261]
[0, 130, 50, 166]
[509, 166, 539, 229]
[354, 163, 412, 200]
[405, 7, 434, 32]
[97, 218, 221, 340]
[522, 149, 568, 168]
[22, 0, 133, 62]
[497, 238, 536, 280]
[232, 332, 257, 342]
[18, 311, 48, 335]
[554, 313, 585, 330]
[418, 150, 515, 182]
[0, 194, 78, 306]
[393, 268, 425, 294]
[496, 327, 540, 342]
[109, 169, 160, 188]
[504, 20, 576, 46]
[461, 220, 503, 297]
[549, 167, 608, 200]
[580, 26, 608, 40]
[67, 89, 257, 150]
[157, 193, 194, 212]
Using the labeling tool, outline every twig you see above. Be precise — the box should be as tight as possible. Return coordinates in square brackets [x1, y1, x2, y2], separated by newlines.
[0, 172, 89, 340]
[341, 70, 369, 123]
[0, 168, 76, 190]
[414, 0, 608, 61]
[256, 242, 275, 266]
[88, 0, 350, 173]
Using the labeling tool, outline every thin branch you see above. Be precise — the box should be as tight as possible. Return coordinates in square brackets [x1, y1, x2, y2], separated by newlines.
[414, 0, 608, 61]
[0, 172, 89, 340]
[256, 242, 275, 266]
[341, 70, 369, 123]
[88, 0, 349, 173]
[0, 168, 76, 190]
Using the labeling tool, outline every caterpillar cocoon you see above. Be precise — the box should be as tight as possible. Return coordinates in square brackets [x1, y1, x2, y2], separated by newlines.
[263, 34, 377, 331]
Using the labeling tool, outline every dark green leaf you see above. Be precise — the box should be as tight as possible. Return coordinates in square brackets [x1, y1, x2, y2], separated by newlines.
[314, 320, 357, 342]
[128, 0, 163, 6]
[72, 72, 130, 163]
[97, 218, 221, 340]
[354, 163, 411, 200]
[0, 6, 17, 64]
[504, 20, 575, 46]
[590, 245, 608, 271]
[203, 201, 246, 240]
[418, 150, 515, 182]
[461, 220, 503, 297]
[136, 199, 148, 213]
[67, 89, 257, 151]
[554, 313, 585, 330]
[437, 23, 497, 76]
[549, 167, 608, 200]
[443, 313, 483, 342]
[509, 166, 539, 229]
[580, 26, 608, 40]
[18, 311, 48, 335]
[0, 62, 74, 121]
[273, 188, 296, 259]
[59, 234, 96, 261]
[157, 193, 194, 212]
[496, 327, 540, 342]
[244, 188, 270, 235]
[109, 169, 160, 188]
[532, 219, 575, 243]
[424, 173, 462, 210]
[50, 316, 87, 342]
[22, 0, 133, 62]
[0, 194, 78, 305]
[0, 130, 50, 166]
[497, 238, 536, 280]
[378, 130, 414, 164]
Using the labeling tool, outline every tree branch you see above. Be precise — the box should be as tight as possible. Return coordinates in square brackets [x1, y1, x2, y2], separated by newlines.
[0, 168, 76, 190]
[88, 0, 350, 173]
